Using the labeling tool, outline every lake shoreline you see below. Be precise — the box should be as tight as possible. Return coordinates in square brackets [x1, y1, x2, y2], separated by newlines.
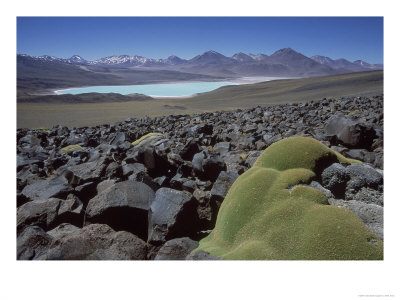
[53, 76, 291, 97]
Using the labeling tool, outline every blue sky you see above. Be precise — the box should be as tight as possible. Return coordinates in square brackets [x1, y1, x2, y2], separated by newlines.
[17, 17, 383, 63]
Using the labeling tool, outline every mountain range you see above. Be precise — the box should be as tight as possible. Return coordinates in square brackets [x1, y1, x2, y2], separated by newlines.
[19, 48, 383, 74]
[17, 48, 383, 96]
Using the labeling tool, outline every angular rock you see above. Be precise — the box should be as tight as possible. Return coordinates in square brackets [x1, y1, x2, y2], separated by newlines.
[245, 150, 262, 167]
[325, 113, 376, 148]
[21, 175, 73, 202]
[121, 162, 147, 177]
[96, 179, 116, 194]
[17, 226, 53, 260]
[210, 171, 239, 203]
[74, 181, 97, 204]
[149, 188, 198, 244]
[57, 194, 84, 226]
[86, 181, 154, 241]
[179, 140, 202, 161]
[65, 156, 109, 185]
[213, 142, 231, 156]
[17, 194, 84, 234]
[46, 223, 80, 239]
[155, 237, 199, 260]
[39, 224, 147, 260]
[192, 151, 206, 175]
[202, 155, 226, 181]
[17, 198, 61, 234]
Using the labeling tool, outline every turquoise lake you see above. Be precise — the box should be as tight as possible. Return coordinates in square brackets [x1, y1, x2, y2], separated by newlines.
[56, 81, 239, 97]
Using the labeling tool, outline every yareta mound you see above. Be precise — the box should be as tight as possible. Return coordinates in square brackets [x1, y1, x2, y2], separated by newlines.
[194, 136, 383, 260]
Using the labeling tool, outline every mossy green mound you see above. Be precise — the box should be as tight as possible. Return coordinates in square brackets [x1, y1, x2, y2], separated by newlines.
[131, 132, 163, 146]
[35, 128, 51, 134]
[61, 144, 83, 154]
[195, 137, 382, 260]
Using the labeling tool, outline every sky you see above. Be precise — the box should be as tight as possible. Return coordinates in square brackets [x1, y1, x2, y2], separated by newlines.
[17, 17, 383, 64]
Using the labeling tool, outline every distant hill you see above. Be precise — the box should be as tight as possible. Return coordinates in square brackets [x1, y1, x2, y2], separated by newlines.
[311, 55, 383, 72]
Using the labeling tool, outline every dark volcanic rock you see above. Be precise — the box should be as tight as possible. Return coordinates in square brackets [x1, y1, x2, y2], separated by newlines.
[85, 180, 154, 241]
[321, 163, 350, 198]
[17, 195, 84, 234]
[39, 224, 147, 260]
[21, 175, 73, 202]
[155, 237, 199, 260]
[202, 155, 226, 181]
[17, 226, 53, 260]
[180, 140, 202, 161]
[325, 113, 376, 149]
[149, 188, 198, 244]
[346, 163, 383, 192]
[65, 156, 109, 185]
[46, 223, 80, 239]
[17, 197, 61, 234]
[192, 151, 206, 175]
[210, 171, 239, 203]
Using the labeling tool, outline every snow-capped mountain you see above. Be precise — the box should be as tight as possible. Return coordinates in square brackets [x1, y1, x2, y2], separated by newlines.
[232, 52, 255, 62]
[248, 53, 269, 61]
[17, 48, 382, 77]
[67, 55, 87, 64]
[353, 60, 383, 70]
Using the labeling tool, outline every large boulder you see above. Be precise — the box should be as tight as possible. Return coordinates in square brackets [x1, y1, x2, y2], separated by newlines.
[38, 224, 147, 260]
[64, 156, 109, 185]
[17, 197, 61, 234]
[324, 113, 376, 148]
[148, 188, 198, 244]
[17, 195, 83, 234]
[46, 223, 80, 239]
[85, 180, 154, 241]
[20, 175, 73, 202]
[155, 237, 199, 260]
[17, 226, 53, 260]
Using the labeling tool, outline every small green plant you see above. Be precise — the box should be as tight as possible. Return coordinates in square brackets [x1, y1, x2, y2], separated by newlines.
[131, 132, 163, 146]
[61, 144, 83, 154]
[35, 128, 51, 134]
[194, 137, 382, 260]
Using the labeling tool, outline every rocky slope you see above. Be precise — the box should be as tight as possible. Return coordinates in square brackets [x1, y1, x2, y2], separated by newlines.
[16, 94, 383, 260]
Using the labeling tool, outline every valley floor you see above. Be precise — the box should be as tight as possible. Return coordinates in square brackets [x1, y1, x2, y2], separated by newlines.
[17, 71, 383, 128]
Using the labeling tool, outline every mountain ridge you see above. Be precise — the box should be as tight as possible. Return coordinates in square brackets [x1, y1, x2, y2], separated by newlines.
[18, 48, 382, 70]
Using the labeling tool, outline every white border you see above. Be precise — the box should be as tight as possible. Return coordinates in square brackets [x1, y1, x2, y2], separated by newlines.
[3, 1, 399, 300]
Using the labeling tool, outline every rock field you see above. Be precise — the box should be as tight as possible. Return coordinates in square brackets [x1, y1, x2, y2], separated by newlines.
[17, 95, 383, 260]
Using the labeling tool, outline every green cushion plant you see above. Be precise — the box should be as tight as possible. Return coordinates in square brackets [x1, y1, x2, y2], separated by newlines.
[131, 132, 163, 146]
[194, 136, 383, 260]
[61, 144, 83, 154]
